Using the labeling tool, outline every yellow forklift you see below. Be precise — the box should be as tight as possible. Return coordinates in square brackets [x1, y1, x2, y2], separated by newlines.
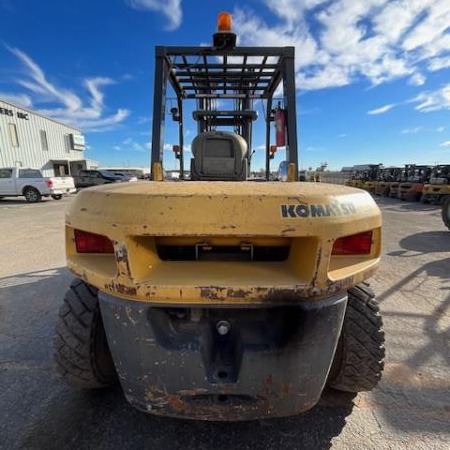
[53, 13, 384, 420]
[374, 167, 401, 196]
[389, 165, 409, 199]
[361, 164, 383, 194]
[398, 165, 433, 201]
[421, 165, 450, 204]
[344, 171, 358, 187]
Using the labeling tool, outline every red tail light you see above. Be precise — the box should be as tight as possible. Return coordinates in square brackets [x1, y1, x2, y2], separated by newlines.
[332, 231, 372, 255]
[74, 229, 114, 253]
[46, 179, 53, 188]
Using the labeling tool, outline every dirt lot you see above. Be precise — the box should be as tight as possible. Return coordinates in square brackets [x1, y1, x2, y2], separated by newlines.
[0, 195, 449, 450]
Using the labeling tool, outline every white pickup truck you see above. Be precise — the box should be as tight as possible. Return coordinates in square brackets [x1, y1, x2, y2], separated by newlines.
[0, 167, 76, 203]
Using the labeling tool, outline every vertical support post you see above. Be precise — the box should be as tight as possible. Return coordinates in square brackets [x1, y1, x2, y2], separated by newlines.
[151, 47, 168, 178]
[198, 98, 206, 133]
[283, 47, 298, 180]
[242, 94, 252, 175]
[178, 97, 184, 178]
[265, 97, 272, 180]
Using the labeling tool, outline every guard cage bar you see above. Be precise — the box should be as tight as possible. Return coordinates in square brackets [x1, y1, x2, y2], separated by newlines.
[150, 46, 298, 180]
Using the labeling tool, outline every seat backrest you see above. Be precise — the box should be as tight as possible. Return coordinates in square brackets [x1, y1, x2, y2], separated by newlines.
[191, 131, 248, 181]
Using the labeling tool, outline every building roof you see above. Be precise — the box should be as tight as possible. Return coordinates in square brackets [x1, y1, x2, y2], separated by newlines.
[0, 98, 82, 132]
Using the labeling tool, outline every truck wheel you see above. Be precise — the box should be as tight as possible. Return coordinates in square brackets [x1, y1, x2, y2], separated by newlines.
[327, 283, 385, 392]
[54, 279, 117, 388]
[51, 194, 63, 200]
[24, 187, 42, 203]
[442, 196, 450, 230]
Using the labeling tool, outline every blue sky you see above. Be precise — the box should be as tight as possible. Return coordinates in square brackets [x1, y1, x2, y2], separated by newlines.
[0, 0, 449, 171]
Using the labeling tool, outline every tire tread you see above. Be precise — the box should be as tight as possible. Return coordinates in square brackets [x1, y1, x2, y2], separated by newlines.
[328, 283, 385, 392]
[54, 279, 117, 389]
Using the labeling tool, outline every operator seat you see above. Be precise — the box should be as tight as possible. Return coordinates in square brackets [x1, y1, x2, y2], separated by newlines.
[190, 131, 248, 181]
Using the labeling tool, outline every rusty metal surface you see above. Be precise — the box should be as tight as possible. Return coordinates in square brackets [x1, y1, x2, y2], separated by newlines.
[1, 196, 449, 449]
[65, 181, 381, 305]
[99, 292, 347, 420]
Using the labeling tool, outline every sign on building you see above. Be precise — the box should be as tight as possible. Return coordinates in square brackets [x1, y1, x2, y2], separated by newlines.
[71, 134, 86, 150]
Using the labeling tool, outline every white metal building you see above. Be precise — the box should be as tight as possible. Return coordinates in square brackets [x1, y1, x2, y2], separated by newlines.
[0, 98, 97, 177]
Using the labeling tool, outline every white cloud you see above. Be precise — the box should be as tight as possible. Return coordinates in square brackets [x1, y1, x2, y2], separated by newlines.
[436, 126, 445, 132]
[5, 46, 129, 131]
[318, 1, 387, 55]
[304, 146, 324, 152]
[440, 141, 450, 147]
[233, 9, 328, 70]
[122, 137, 146, 152]
[401, 0, 450, 52]
[231, 1, 450, 92]
[85, 77, 114, 112]
[115, 138, 152, 152]
[410, 84, 450, 112]
[296, 65, 350, 90]
[408, 73, 426, 86]
[10, 46, 82, 110]
[0, 92, 33, 108]
[428, 56, 450, 72]
[401, 127, 421, 134]
[367, 104, 396, 115]
[137, 116, 150, 125]
[262, 0, 327, 27]
[126, 0, 182, 30]
[373, 0, 424, 44]
[73, 110, 130, 132]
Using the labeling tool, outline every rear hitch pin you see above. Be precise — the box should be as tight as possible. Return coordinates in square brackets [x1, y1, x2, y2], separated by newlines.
[216, 320, 231, 336]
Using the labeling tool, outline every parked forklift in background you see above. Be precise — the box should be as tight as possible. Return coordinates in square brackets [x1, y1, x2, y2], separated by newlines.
[374, 167, 402, 197]
[361, 164, 383, 194]
[53, 12, 385, 420]
[344, 172, 357, 187]
[389, 165, 409, 199]
[421, 165, 450, 204]
[398, 165, 433, 202]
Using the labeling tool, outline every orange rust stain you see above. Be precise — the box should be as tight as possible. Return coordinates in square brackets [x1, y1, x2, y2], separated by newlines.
[167, 395, 185, 411]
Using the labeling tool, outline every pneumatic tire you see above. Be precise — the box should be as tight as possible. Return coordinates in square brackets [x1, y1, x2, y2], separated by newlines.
[51, 194, 63, 200]
[327, 283, 385, 392]
[24, 187, 42, 203]
[441, 196, 450, 230]
[54, 279, 118, 389]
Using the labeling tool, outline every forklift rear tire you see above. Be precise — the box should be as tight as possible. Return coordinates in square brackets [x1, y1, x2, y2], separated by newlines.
[442, 196, 450, 230]
[54, 279, 117, 389]
[327, 283, 385, 392]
